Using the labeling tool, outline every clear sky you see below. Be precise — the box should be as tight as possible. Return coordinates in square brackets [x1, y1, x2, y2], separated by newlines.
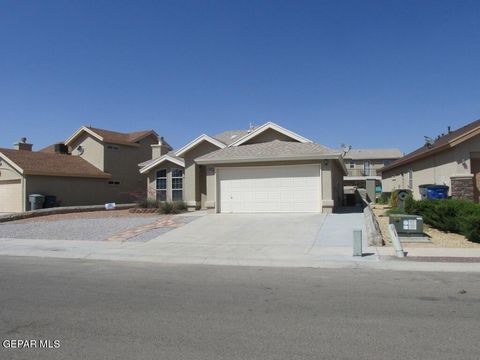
[1, 0, 479, 153]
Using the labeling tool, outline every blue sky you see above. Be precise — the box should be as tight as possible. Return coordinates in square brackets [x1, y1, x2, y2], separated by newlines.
[1, 0, 479, 153]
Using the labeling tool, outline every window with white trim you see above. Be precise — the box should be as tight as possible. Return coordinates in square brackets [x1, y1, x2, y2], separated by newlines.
[171, 168, 184, 201]
[156, 169, 167, 201]
[349, 160, 355, 169]
[408, 169, 413, 189]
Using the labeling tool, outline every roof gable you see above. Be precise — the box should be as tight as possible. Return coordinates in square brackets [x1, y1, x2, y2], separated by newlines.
[65, 126, 158, 147]
[139, 154, 185, 174]
[175, 134, 226, 157]
[229, 122, 312, 147]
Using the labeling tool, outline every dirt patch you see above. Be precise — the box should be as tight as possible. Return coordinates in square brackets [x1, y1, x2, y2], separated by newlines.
[9, 209, 159, 224]
[372, 205, 480, 248]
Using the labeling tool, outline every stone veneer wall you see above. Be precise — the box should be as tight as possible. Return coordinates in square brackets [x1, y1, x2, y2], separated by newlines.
[450, 176, 474, 201]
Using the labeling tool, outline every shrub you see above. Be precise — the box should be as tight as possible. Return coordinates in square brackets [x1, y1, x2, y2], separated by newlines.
[376, 193, 390, 205]
[389, 191, 399, 208]
[386, 207, 405, 215]
[461, 215, 480, 243]
[158, 201, 187, 214]
[404, 193, 415, 214]
[136, 198, 160, 209]
[404, 198, 480, 243]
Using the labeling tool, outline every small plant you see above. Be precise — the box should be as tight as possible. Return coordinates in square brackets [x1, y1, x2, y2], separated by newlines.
[376, 193, 390, 205]
[389, 191, 399, 208]
[404, 193, 415, 214]
[386, 207, 405, 215]
[136, 198, 160, 209]
[158, 201, 187, 214]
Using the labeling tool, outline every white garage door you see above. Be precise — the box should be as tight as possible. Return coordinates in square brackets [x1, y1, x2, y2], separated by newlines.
[0, 180, 23, 213]
[218, 165, 321, 213]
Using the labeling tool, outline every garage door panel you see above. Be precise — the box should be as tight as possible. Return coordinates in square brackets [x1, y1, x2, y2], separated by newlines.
[0, 180, 22, 213]
[219, 165, 321, 213]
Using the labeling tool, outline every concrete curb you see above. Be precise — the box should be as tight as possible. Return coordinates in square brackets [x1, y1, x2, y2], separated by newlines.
[0, 203, 136, 223]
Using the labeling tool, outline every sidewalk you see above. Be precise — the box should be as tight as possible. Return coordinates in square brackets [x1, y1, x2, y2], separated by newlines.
[1, 236, 480, 272]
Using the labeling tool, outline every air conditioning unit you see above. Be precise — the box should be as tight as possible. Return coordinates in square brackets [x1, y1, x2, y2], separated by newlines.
[389, 214, 424, 236]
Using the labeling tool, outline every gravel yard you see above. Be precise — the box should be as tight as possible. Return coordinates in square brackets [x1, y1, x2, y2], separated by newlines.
[0, 210, 199, 242]
[8, 209, 155, 224]
[373, 205, 480, 248]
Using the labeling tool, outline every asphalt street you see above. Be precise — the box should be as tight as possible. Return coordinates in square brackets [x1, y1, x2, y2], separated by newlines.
[0, 256, 479, 360]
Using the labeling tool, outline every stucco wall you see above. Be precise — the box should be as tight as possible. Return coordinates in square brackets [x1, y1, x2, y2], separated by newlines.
[382, 135, 480, 199]
[70, 133, 105, 171]
[25, 176, 116, 210]
[331, 160, 345, 208]
[242, 129, 297, 145]
[345, 158, 394, 175]
[183, 141, 222, 208]
[103, 136, 157, 198]
[70, 134, 157, 201]
[0, 156, 22, 181]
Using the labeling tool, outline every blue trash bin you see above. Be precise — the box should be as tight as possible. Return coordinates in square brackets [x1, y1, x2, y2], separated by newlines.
[419, 185, 449, 200]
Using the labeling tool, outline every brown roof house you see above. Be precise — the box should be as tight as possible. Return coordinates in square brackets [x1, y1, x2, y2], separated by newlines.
[380, 119, 480, 203]
[0, 126, 169, 212]
[139, 122, 346, 213]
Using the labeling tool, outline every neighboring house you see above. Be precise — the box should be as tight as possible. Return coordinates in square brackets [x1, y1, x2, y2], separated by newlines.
[380, 119, 480, 203]
[343, 148, 403, 201]
[139, 122, 346, 213]
[0, 126, 168, 212]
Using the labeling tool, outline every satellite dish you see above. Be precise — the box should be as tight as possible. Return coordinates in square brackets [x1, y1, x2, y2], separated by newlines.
[77, 145, 85, 155]
[341, 144, 352, 156]
[424, 136, 434, 147]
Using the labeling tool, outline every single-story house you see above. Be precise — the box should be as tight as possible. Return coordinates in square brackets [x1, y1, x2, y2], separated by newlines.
[380, 119, 480, 203]
[139, 122, 347, 213]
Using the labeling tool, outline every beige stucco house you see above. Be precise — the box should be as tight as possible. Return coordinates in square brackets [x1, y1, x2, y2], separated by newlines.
[343, 148, 403, 201]
[380, 119, 480, 203]
[0, 126, 168, 212]
[140, 122, 346, 213]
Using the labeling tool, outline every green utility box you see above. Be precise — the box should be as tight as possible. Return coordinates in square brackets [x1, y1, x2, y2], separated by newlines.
[389, 214, 424, 237]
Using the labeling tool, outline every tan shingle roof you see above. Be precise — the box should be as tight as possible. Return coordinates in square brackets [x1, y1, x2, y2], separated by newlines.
[213, 130, 250, 145]
[0, 148, 111, 179]
[343, 148, 403, 160]
[138, 151, 182, 167]
[87, 127, 157, 145]
[381, 119, 480, 172]
[38, 144, 57, 153]
[195, 140, 340, 164]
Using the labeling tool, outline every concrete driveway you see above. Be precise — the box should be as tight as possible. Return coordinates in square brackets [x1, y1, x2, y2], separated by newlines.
[138, 212, 375, 266]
